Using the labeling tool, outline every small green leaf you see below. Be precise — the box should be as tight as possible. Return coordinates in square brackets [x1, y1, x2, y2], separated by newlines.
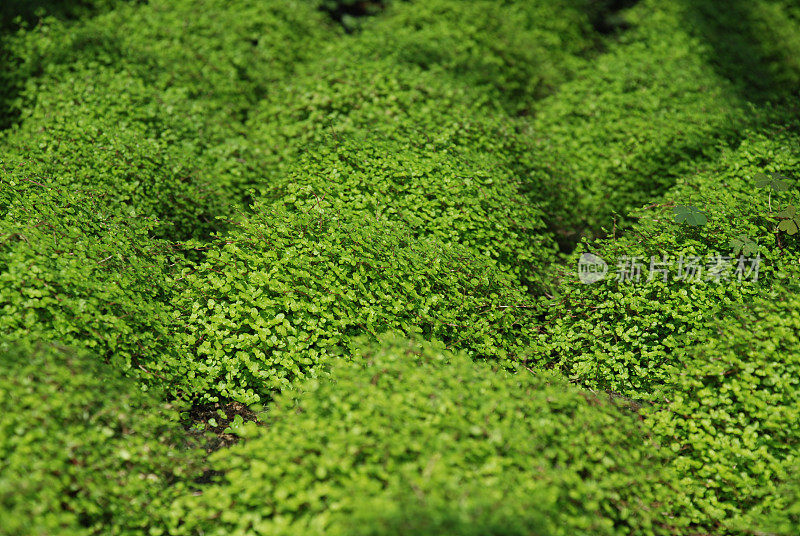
[673, 205, 708, 226]
[755, 172, 792, 191]
[754, 173, 771, 187]
[729, 235, 757, 256]
[778, 219, 799, 235]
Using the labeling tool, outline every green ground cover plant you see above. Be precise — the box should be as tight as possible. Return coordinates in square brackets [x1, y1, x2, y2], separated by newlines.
[645, 280, 800, 533]
[265, 131, 557, 291]
[0, 340, 203, 536]
[1, 0, 799, 533]
[748, 472, 800, 535]
[350, 0, 599, 114]
[2, 68, 234, 241]
[241, 0, 603, 249]
[0, 176, 187, 392]
[523, 0, 800, 243]
[172, 204, 538, 404]
[1, 0, 340, 205]
[2, 0, 337, 124]
[243, 54, 497, 193]
[166, 335, 670, 536]
[539, 120, 800, 399]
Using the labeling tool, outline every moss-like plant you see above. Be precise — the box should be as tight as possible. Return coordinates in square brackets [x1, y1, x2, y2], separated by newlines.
[167, 334, 670, 536]
[0, 178, 186, 393]
[645, 280, 800, 532]
[539, 123, 800, 399]
[173, 203, 537, 404]
[0, 341, 203, 536]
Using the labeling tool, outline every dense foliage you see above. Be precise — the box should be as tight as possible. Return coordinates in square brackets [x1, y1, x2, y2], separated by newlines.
[525, 0, 795, 241]
[2, 71, 233, 241]
[351, 0, 598, 113]
[167, 335, 670, 536]
[540, 120, 800, 399]
[173, 204, 536, 404]
[645, 281, 800, 533]
[2, 0, 799, 534]
[0, 341, 202, 536]
[267, 131, 557, 289]
[0, 176, 185, 391]
[750, 472, 800, 536]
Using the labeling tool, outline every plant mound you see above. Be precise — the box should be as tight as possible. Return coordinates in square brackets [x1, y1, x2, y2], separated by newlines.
[168, 334, 669, 536]
[0, 341, 202, 536]
[269, 132, 557, 290]
[0, 178, 187, 392]
[540, 123, 800, 399]
[173, 204, 537, 404]
[645, 281, 800, 533]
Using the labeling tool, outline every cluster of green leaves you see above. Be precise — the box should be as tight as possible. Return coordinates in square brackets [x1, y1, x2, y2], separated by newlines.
[746, 471, 800, 536]
[1, 0, 339, 202]
[244, 54, 492, 189]
[242, 0, 601, 232]
[3, 0, 337, 124]
[0, 340, 203, 536]
[172, 204, 537, 404]
[2, 1, 800, 534]
[678, 170, 799, 237]
[0, 0, 348, 400]
[352, 0, 598, 114]
[1, 1, 135, 126]
[521, 0, 796, 241]
[236, 0, 601, 285]
[539, 121, 800, 399]
[266, 131, 557, 290]
[0, 177, 191, 393]
[2, 68, 234, 241]
[241, 35, 583, 278]
[167, 334, 670, 536]
[644, 280, 800, 533]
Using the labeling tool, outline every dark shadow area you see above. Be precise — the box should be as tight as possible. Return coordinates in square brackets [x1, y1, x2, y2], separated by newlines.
[2, 0, 121, 33]
[317, 0, 391, 32]
[678, 0, 800, 103]
[184, 401, 260, 453]
[0, 38, 24, 131]
[587, 0, 639, 34]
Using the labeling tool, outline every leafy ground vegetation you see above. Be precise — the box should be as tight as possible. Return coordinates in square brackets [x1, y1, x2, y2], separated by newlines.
[1, 0, 799, 534]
